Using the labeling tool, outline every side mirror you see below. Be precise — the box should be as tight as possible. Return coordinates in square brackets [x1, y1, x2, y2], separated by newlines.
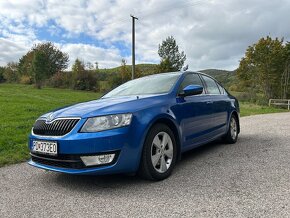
[179, 85, 203, 97]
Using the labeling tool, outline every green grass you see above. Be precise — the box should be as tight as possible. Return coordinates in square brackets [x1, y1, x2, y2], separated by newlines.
[239, 102, 288, 117]
[230, 91, 288, 116]
[0, 84, 101, 167]
[0, 84, 288, 167]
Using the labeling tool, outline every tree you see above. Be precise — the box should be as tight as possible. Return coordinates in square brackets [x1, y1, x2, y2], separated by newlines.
[33, 42, 69, 76]
[72, 58, 86, 88]
[18, 51, 34, 78]
[85, 62, 94, 70]
[31, 50, 48, 88]
[158, 58, 174, 73]
[135, 65, 142, 78]
[281, 42, 290, 98]
[0, 66, 6, 83]
[109, 59, 130, 88]
[95, 62, 99, 72]
[237, 36, 286, 99]
[158, 36, 186, 72]
[3, 62, 19, 83]
[18, 42, 69, 80]
[120, 59, 130, 82]
[71, 58, 98, 91]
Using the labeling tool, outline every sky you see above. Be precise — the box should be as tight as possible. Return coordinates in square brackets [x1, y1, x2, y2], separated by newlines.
[0, 0, 290, 71]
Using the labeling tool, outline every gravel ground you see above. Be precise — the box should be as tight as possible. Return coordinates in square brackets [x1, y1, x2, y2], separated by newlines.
[1, 113, 290, 218]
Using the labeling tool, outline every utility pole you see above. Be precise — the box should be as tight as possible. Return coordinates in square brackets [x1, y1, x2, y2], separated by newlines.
[131, 15, 138, 80]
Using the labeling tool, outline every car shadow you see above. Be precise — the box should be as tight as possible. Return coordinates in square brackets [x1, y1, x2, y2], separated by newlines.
[51, 135, 254, 192]
[181, 139, 224, 160]
[53, 171, 147, 190]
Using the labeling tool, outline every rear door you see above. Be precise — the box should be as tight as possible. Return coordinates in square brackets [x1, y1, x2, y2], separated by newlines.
[200, 75, 228, 136]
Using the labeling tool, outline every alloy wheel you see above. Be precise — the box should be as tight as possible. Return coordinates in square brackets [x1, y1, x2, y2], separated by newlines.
[230, 117, 237, 140]
[151, 132, 173, 173]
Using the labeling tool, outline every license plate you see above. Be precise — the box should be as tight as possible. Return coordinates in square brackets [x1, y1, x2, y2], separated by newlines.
[32, 140, 57, 156]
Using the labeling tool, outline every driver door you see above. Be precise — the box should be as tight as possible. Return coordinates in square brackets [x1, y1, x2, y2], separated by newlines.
[172, 73, 214, 150]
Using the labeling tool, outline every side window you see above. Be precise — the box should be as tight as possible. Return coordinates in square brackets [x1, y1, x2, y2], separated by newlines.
[178, 74, 204, 94]
[201, 75, 221, 95]
[216, 82, 225, 95]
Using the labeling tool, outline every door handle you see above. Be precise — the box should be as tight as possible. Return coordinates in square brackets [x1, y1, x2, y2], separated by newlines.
[206, 101, 213, 104]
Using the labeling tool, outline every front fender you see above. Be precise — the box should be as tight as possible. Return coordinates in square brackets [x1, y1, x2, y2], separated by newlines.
[132, 106, 182, 169]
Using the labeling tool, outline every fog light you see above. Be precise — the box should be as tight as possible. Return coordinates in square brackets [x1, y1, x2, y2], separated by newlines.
[81, 154, 115, 166]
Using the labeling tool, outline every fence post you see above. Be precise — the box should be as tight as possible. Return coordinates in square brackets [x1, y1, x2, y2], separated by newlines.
[269, 99, 271, 107]
[288, 100, 290, 110]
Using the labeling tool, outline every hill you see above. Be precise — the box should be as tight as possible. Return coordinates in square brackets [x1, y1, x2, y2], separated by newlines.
[199, 69, 237, 89]
[98, 64, 158, 75]
[85, 64, 236, 90]
[97, 64, 236, 89]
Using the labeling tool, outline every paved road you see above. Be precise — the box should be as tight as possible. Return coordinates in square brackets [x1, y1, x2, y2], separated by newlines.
[1, 113, 290, 217]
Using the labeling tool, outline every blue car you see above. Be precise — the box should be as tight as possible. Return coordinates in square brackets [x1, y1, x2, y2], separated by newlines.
[28, 71, 240, 180]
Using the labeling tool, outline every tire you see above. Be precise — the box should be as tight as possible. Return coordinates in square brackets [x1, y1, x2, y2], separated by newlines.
[138, 124, 177, 181]
[223, 114, 239, 144]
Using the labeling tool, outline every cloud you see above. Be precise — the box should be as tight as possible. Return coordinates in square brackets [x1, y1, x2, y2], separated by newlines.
[0, 38, 27, 65]
[60, 43, 123, 69]
[0, 0, 290, 70]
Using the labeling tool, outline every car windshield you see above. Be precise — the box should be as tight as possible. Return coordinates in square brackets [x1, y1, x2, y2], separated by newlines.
[103, 73, 181, 98]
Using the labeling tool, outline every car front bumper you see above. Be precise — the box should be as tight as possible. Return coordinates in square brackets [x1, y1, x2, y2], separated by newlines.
[28, 123, 144, 175]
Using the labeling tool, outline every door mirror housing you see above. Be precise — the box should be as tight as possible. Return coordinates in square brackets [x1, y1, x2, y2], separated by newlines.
[179, 85, 203, 97]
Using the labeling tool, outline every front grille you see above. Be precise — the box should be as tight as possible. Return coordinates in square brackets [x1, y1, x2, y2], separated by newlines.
[32, 118, 80, 136]
[31, 153, 85, 169]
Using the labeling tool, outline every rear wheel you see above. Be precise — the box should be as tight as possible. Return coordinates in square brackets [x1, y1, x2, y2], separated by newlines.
[138, 124, 177, 181]
[223, 114, 238, 144]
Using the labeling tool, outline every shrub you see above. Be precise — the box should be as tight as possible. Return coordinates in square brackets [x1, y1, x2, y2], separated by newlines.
[74, 71, 98, 91]
[229, 84, 239, 92]
[19, 75, 33, 84]
[235, 92, 257, 102]
[98, 81, 111, 93]
[254, 95, 268, 105]
[108, 74, 123, 89]
[47, 71, 71, 88]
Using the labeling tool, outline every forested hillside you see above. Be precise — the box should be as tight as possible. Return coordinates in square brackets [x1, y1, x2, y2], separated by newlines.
[95, 64, 236, 90]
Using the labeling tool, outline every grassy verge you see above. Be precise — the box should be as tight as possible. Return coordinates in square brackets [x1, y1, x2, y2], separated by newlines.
[239, 102, 288, 117]
[0, 84, 288, 167]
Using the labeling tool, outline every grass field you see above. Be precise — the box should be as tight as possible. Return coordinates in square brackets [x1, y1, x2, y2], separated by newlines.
[0, 84, 288, 167]
[0, 84, 101, 167]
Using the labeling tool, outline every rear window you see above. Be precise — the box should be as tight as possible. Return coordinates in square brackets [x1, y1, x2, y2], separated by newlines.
[201, 75, 221, 95]
[216, 82, 225, 95]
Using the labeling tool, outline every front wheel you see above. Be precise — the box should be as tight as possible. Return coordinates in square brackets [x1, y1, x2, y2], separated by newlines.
[138, 124, 177, 181]
[223, 114, 239, 144]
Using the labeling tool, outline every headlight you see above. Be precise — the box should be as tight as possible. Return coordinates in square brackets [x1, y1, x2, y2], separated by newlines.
[80, 113, 132, 132]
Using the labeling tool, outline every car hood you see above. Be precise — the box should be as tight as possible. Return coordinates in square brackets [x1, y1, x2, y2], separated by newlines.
[41, 94, 167, 119]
